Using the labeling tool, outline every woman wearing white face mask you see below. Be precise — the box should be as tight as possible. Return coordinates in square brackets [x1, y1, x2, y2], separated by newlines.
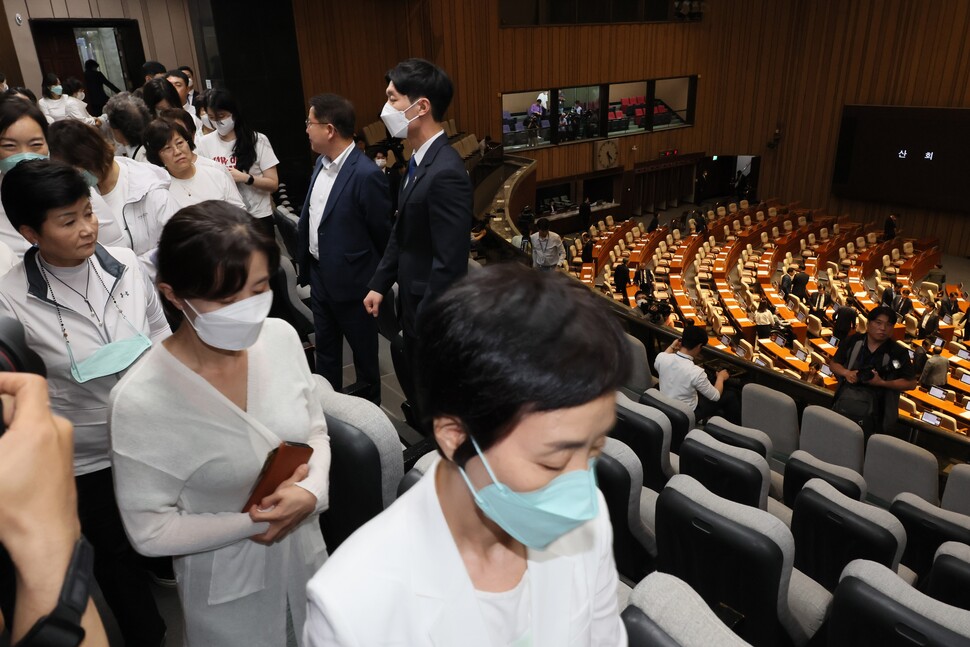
[197, 89, 280, 240]
[61, 77, 102, 127]
[37, 72, 67, 124]
[0, 159, 170, 646]
[109, 201, 330, 647]
[305, 264, 628, 647]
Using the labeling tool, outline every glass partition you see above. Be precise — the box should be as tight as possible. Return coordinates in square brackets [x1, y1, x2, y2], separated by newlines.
[607, 81, 648, 136]
[501, 90, 551, 151]
[557, 85, 600, 142]
[653, 76, 692, 130]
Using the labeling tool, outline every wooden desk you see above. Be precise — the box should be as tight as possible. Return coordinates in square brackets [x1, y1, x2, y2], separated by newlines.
[758, 339, 838, 389]
[906, 388, 970, 429]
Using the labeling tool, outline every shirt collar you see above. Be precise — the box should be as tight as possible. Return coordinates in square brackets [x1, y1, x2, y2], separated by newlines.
[412, 129, 445, 167]
[321, 141, 355, 171]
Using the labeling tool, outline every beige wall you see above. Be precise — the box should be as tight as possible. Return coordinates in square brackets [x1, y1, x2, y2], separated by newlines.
[2, 0, 199, 92]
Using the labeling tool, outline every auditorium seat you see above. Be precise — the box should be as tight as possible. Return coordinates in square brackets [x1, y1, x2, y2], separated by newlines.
[395, 447, 438, 497]
[800, 405, 865, 473]
[864, 434, 939, 507]
[740, 199, 749, 210]
[768, 207, 778, 219]
[756, 210, 765, 222]
[827, 560, 970, 646]
[598, 437, 657, 580]
[782, 450, 867, 508]
[615, 392, 677, 492]
[923, 542, 970, 611]
[891, 494, 970, 584]
[640, 388, 694, 453]
[656, 474, 831, 647]
[943, 464, 970, 516]
[704, 416, 783, 499]
[742, 384, 800, 474]
[791, 478, 914, 592]
[903, 241, 915, 258]
[317, 377, 404, 552]
[621, 572, 749, 647]
[728, 202, 738, 214]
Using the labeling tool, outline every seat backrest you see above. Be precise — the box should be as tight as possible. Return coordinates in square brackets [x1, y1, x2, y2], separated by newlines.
[791, 479, 904, 592]
[741, 383, 799, 473]
[314, 376, 404, 552]
[943, 464, 970, 516]
[890, 493, 970, 581]
[598, 437, 656, 580]
[621, 572, 750, 647]
[656, 474, 798, 647]
[622, 333, 654, 396]
[800, 405, 865, 472]
[395, 448, 439, 497]
[828, 559, 970, 646]
[678, 429, 769, 509]
[640, 388, 695, 453]
[614, 392, 675, 491]
[864, 434, 939, 506]
[704, 416, 773, 459]
[783, 450, 867, 508]
[923, 541, 970, 612]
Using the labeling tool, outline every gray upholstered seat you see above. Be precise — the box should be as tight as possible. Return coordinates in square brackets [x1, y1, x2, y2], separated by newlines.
[597, 437, 656, 580]
[314, 375, 404, 552]
[924, 541, 970, 611]
[890, 492, 970, 583]
[799, 404, 865, 473]
[621, 333, 656, 400]
[395, 447, 439, 496]
[782, 449, 867, 507]
[615, 391, 677, 491]
[829, 560, 970, 645]
[864, 434, 939, 507]
[704, 416, 784, 499]
[621, 572, 751, 646]
[656, 474, 831, 646]
[742, 383, 799, 473]
[678, 429, 792, 526]
[791, 479, 916, 591]
[640, 388, 695, 453]
[943, 464, 970, 516]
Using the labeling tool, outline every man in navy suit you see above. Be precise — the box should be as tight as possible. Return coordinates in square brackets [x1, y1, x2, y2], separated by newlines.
[364, 59, 473, 421]
[298, 93, 391, 405]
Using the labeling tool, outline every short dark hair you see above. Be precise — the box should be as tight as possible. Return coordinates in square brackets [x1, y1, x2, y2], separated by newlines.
[141, 61, 166, 79]
[164, 69, 189, 85]
[104, 92, 150, 146]
[63, 77, 83, 96]
[536, 217, 550, 231]
[177, 65, 194, 76]
[10, 87, 38, 104]
[417, 263, 630, 466]
[47, 120, 114, 180]
[142, 78, 182, 115]
[84, 59, 99, 71]
[0, 159, 89, 233]
[681, 324, 708, 351]
[158, 108, 197, 143]
[867, 305, 897, 325]
[156, 201, 280, 321]
[308, 93, 356, 139]
[0, 95, 48, 140]
[385, 58, 453, 122]
[143, 118, 191, 167]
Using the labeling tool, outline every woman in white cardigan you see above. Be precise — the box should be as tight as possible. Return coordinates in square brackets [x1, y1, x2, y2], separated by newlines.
[109, 201, 330, 647]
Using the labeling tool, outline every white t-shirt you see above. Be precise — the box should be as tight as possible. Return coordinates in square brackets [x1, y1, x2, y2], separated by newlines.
[167, 163, 247, 211]
[38, 96, 69, 123]
[654, 350, 721, 410]
[99, 158, 128, 228]
[196, 131, 279, 218]
[475, 571, 533, 647]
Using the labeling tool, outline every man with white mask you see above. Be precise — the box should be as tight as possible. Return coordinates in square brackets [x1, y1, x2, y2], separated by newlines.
[363, 58, 473, 427]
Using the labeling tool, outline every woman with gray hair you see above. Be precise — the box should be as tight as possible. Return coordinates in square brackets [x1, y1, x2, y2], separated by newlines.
[104, 91, 151, 162]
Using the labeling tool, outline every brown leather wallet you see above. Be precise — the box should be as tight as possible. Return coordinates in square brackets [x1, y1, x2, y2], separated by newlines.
[242, 441, 313, 512]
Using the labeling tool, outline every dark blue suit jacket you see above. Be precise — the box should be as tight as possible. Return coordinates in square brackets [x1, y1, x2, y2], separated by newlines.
[368, 133, 473, 337]
[297, 146, 392, 302]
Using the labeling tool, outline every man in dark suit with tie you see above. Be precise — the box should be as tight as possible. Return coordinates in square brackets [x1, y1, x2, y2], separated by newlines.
[364, 59, 473, 420]
[892, 287, 913, 319]
[807, 287, 831, 320]
[298, 93, 392, 405]
[880, 281, 897, 308]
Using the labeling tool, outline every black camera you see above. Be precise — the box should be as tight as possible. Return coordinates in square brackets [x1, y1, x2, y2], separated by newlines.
[0, 317, 47, 437]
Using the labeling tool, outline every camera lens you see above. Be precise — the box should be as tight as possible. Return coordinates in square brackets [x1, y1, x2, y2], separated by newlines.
[0, 317, 46, 377]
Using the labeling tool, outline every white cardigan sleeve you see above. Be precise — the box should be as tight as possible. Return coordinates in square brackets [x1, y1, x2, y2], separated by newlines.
[112, 454, 269, 557]
[66, 97, 98, 126]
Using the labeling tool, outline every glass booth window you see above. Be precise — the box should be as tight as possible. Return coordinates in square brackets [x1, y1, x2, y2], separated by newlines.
[653, 77, 692, 130]
[607, 81, 648, 137]
[502, 90, 551, 151]
[557, 85, 600, 143]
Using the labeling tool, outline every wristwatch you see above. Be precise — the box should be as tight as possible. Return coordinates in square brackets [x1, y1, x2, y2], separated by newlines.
[246, 174, 255, 186]
[15, 536, 94, 647]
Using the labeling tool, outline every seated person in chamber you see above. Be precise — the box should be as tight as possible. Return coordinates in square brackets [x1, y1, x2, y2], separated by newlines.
[304, 263, 628, 646]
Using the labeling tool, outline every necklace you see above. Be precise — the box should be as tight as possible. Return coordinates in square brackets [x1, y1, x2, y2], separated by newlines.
[41, 260, 103, 326]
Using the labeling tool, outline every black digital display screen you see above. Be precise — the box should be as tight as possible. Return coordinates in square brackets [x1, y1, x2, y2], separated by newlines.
[832, 105, 970, 211]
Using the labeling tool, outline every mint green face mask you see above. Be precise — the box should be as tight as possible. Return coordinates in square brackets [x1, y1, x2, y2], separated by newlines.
[68, 330, 151, 383]
[457, 436, 600, 549]
[0, 152, 48, 174]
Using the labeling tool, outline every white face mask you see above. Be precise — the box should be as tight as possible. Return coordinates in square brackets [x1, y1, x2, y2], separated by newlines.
[77, 92, 86, 102]
[375, 158, 386, 169]
[380, 101, 418, 138]
[183, 290, 273, 351]
[214, 115, 235, 137]
[187, 77, 194, 88]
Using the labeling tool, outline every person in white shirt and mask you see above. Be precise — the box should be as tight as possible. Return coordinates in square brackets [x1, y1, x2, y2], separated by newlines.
[0, 95, 128, 257]
[37, 73, 68, 123]
[0, 159, 169, 646]
[197, 89, 280, 240]
[61, 77, 101, 127]
[305, 264, 628, 647]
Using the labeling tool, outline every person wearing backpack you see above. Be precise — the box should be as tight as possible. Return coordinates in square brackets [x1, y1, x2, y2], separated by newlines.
[829, 306, 917, 438]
